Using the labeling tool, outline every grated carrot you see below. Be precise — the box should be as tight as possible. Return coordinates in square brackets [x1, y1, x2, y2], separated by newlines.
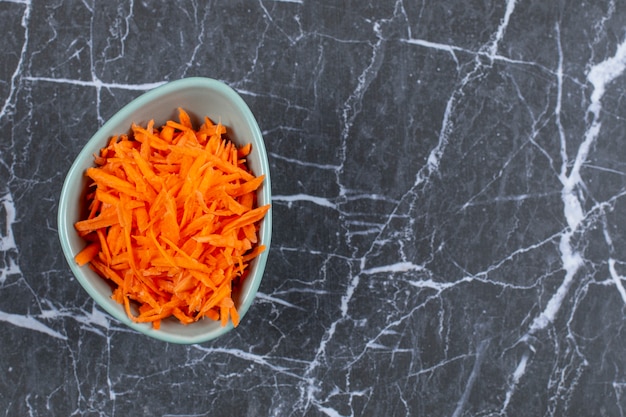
[73, 108, 269, 329]
[75, 242, 101, 266]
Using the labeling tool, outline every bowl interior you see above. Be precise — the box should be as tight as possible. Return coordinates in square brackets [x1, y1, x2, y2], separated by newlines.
[58, 77, 272, 344]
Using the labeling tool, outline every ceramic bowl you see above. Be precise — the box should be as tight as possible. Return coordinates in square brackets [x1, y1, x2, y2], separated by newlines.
[58, 77, 272, 344]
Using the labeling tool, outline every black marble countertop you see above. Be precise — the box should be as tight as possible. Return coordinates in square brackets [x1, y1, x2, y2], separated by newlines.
[2, 1, 626, 416]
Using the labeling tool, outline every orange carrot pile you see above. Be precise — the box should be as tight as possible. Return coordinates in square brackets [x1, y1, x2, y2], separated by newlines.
[74, 108, 269, 329]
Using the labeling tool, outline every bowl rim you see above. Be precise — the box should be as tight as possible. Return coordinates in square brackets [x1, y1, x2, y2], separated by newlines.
[57, 77, 272, 344]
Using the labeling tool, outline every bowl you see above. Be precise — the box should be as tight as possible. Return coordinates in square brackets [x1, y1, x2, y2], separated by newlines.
[57, 77, 272, 344]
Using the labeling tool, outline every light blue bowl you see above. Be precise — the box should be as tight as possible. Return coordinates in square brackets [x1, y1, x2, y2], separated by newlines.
[58, 77, 272, 344]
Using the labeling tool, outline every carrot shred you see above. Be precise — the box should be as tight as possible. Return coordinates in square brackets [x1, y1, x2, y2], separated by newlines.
[73, 109, 269, 329]
[75, 242, 101, 266]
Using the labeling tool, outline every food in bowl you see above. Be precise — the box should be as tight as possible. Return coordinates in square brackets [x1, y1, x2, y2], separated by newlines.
[58, 77, 272, 344]
[73, 108, 269, 330]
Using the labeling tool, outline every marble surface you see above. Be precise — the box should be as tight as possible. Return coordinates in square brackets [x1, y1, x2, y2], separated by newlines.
[2, 0, 626, 415]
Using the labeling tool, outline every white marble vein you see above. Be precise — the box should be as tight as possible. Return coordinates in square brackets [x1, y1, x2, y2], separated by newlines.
[22, 76, 167, 91]
[0, 192, 20, 286]
[532, 35, 626, 333]
[0, 0, 30, 121]
[482, 0, 517, 58]
[0, 190, 72, 342]
[451, 339, 490, 417]
[272, 193, 336, 209]
[609, 260, 626, 304]
[0, 192, 17, 253]
[501, 32, 626, 414]
[0, 311, 67, 340]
